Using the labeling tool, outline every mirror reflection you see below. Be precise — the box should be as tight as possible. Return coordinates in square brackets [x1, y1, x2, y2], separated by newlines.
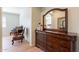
[44, 9, 66, 30]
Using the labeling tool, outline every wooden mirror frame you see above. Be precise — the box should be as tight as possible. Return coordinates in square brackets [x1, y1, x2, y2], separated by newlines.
[43, 8, 68, 33]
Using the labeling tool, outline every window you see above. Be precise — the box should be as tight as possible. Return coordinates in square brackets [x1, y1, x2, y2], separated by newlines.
[45, 14, 52, 28]
[46, 14, 52, 25]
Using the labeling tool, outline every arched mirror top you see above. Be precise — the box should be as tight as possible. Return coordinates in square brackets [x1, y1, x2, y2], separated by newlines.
[43, 8, 68, 33]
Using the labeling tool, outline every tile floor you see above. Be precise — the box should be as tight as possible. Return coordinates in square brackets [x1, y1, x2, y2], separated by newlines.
[2, 36, 43, 52]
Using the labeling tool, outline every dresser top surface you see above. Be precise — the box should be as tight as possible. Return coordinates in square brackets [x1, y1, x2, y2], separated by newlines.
[36, 30, 77, 37]
[45, 30, 77, 37]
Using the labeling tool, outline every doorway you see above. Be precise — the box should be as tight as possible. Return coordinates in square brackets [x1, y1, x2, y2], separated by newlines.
[2, 12, 20, 51]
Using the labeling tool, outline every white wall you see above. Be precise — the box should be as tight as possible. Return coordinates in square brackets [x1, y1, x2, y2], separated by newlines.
[19, 8, 32, 43]
[68, 8, 79, 33]
[32, 7, 41, 46]
[0, 8, 2, 51]
[19, 7, 41, 46]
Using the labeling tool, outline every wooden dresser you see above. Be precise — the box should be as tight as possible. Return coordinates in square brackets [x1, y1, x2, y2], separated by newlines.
[35, 30, 77, 52]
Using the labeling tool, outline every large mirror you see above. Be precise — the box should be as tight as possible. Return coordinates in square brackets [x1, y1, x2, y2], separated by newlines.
[43, 8, 68, 32]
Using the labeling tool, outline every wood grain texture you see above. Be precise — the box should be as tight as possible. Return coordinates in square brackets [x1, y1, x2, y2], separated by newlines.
[35, 30, 77, 52]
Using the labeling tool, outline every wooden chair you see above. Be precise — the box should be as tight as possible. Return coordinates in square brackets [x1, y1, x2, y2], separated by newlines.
[12, 34, 24, 45]
[10, 27, 25, 45]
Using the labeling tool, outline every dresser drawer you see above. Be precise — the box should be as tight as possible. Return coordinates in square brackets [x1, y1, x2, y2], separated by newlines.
[36, 32, 46, 42]
[59, 47, 70, 52]
[36, 40, 46, 51]
[47, 33, 71, 41]
[47, 35, 71, 48]
[47, 43, 70, 52]
[59, 39, 70, 48]
[47, 45, 58, 52]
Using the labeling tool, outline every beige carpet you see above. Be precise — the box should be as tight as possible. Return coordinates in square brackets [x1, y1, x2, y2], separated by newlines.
[2, 36, 43, 52]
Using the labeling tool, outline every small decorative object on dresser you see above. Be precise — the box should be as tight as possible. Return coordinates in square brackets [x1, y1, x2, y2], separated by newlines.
[36, 23, 43, 31]
[35, 8, 77, 52]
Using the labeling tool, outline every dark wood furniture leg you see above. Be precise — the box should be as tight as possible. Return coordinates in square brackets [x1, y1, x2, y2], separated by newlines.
[12, 40, 14, 45]
[12, 36, 24, 45]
